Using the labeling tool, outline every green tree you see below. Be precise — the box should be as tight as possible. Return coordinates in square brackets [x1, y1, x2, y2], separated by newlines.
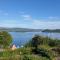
[48, 40, 57, 47]
[32, 35, 40, 47]
[31, 35, 45, 48]
[31, 35, 41, 54]
[0, 31, 12, 48]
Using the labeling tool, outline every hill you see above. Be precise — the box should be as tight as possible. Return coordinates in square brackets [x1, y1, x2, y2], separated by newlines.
[42, 29, 60, 33]
[0, 27, 42, 32]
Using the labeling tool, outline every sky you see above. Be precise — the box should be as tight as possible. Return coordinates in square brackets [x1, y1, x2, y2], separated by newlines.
[0, 0, 60, 29]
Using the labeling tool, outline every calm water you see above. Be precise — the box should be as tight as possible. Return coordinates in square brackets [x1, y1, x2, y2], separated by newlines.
[9, 32, 60, 47]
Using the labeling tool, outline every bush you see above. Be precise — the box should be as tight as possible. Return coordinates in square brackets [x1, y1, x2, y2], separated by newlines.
[0, 31, 12, 48]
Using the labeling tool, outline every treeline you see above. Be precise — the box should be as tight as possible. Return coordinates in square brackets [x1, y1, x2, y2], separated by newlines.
[42, 29, 60, 33]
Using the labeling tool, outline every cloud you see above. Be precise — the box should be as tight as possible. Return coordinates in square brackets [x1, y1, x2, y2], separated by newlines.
[48, 16, 59, 20]
[0, 19, 60, 29]
[0, 19, 31, 28]
[19, 12, 32, 20]
[21, 14, 32, 20]
[0, 20, 17, 27]
[31, 20, 60, 29]
[0, 11, 60, 29]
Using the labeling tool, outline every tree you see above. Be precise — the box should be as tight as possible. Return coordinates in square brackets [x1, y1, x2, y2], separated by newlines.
[32, 35, 45, 48]
[48, 40, 57, 47]
[31, 35, 41, 54]
[0, 31, 12, 48]
[32, 35, 40, 47]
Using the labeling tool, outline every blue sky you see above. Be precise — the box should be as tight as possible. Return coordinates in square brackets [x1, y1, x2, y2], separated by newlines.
[0, 0, 60, 29]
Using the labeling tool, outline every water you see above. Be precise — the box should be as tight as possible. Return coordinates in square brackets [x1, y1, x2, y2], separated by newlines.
[9, 32, 60, 47]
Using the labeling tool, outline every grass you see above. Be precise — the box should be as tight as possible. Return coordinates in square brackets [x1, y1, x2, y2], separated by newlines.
[0, 48, 50, 60]
[0, 47, 56, 60]
[0, 35, 60, 60]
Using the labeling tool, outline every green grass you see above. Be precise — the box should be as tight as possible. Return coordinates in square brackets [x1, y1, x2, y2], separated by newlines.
[0, 34, 60, 60]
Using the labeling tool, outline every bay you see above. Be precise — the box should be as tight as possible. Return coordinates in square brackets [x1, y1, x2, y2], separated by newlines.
[9, 32, 60, 47]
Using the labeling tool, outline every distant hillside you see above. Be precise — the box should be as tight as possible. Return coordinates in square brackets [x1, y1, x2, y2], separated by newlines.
[42, 29, 60, 33]
[0, 27, 42, 32]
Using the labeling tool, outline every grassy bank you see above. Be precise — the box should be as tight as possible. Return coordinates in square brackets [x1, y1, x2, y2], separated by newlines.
[0, 34, 60, 60]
